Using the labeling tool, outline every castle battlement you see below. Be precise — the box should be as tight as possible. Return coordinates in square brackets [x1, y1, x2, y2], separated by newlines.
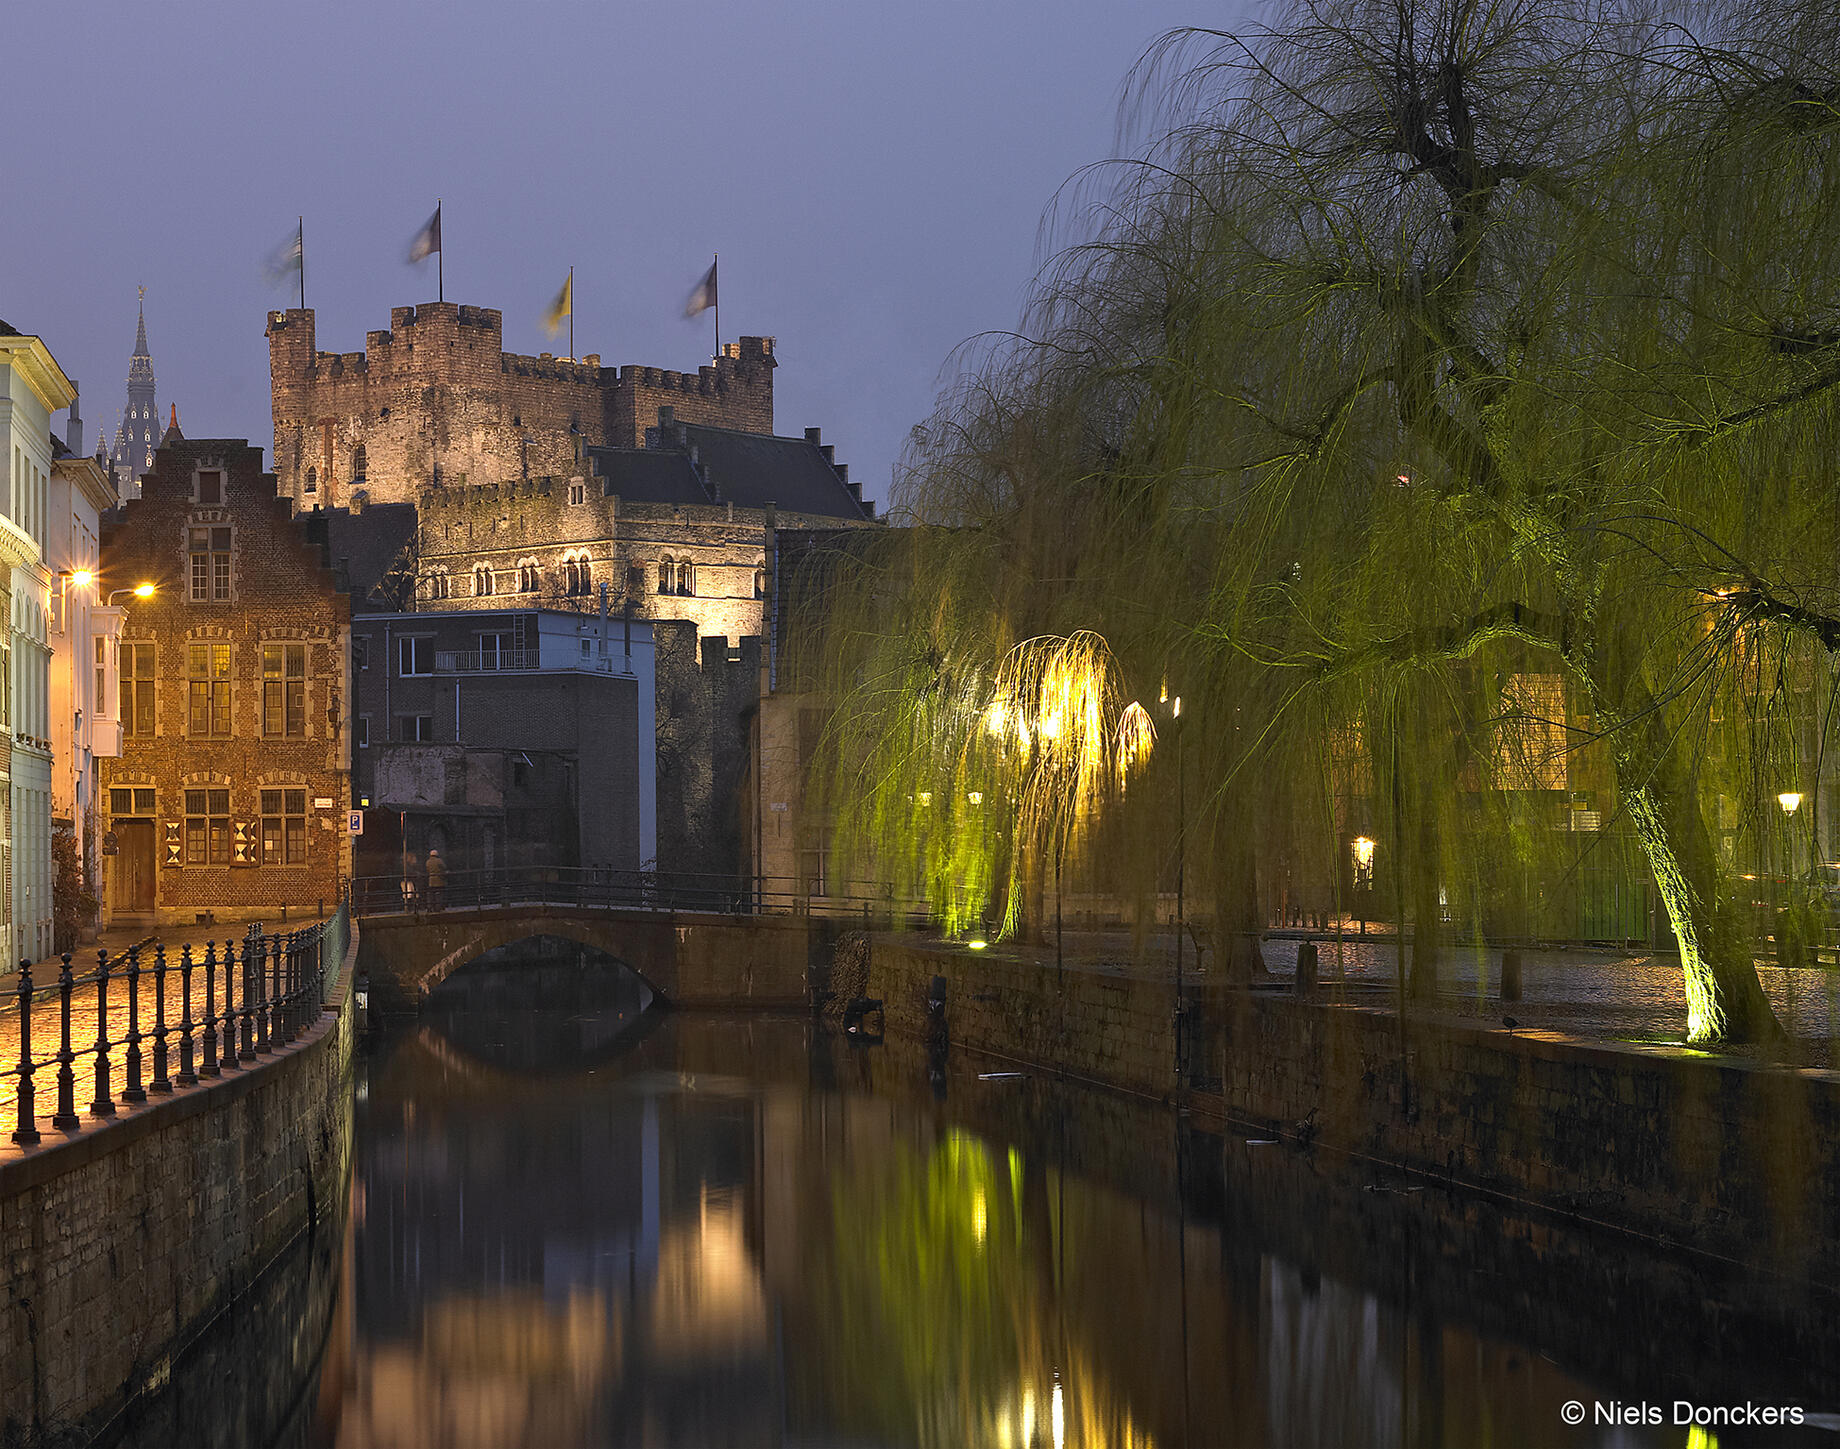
[267, 302, 776, 509]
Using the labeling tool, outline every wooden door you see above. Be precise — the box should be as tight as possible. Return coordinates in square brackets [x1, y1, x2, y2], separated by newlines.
[113, 821, 156, 914]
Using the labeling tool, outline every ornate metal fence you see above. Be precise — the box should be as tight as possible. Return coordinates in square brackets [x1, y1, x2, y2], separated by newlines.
[5, 905, 349, 1147]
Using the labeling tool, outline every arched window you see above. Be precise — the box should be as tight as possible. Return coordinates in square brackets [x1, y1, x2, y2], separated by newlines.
[425, 571, 449, 601]
[753, 559, 767, 599]
[676, 561, 695, 597]
[657, 558, 674, 594]
[473, 565, 493, 597]
[577, 556, 592, 595]
[305, 467, 317, 495]
[519, 560, 539, 592]
[352, 445, 367, 480]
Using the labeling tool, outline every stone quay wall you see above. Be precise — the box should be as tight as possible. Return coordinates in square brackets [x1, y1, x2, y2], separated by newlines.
[0, 924, 359, 1449]
[864, 937, 1840, 1290]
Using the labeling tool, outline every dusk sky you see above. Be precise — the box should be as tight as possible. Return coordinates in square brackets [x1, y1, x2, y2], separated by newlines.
[7, 0, 1234, 510]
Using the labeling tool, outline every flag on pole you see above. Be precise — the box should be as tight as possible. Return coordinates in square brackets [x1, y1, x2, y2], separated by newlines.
[263, 220, 304, 288]
[683, 258, 717, 318]
[542, 272, 573, 338]
[407, 204, 442, 264]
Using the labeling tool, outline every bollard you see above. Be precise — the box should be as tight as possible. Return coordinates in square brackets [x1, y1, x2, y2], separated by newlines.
[90, 948, 115, 1116]
[1501, 949, 1523, 1003]
[176, 946, 198, 1086]
[52, 954, 79, 1130]
[150, 944, 172, 1093]
[12, 959, 38, 1145]
[201, 942, 221, 1077]
[1296, 940, 1319, 996]
[123, 945, 146, 1102]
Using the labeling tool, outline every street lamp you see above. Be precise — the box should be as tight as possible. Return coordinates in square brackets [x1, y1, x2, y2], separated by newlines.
[106, 583, 155, 605]
[1778, 792, 1803, 815]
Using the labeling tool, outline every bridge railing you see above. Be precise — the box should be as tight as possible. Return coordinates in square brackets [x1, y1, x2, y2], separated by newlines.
[4, 905, 349, 1148]
[348, 866, 935, 924]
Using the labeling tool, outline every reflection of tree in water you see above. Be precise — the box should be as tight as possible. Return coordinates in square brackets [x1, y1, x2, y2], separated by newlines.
[804, 1126, 1154, 1449]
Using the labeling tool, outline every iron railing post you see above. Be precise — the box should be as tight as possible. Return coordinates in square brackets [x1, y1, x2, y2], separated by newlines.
[52, 953, 78, 1130]
[90, 948, 115, 1116]
[221, 938, 238, 1068]
[150, 943, 172, 1093]
[123, 945, 145, 1102]
[12, 959, 37, 1145]
[238, 934, 257, 1062]
[176, 945, 198, 1086]
[201, 941, 220, 1077]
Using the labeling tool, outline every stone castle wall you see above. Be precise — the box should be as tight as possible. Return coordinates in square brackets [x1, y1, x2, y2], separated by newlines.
[266, 305, 774, 509]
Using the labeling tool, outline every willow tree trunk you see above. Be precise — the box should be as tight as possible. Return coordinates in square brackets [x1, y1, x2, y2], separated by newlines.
[1610, 716, 1783, 1044]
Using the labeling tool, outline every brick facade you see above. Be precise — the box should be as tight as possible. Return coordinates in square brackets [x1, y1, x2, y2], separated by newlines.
[98, 437, 350, 925]
[265, 303, 775, 510]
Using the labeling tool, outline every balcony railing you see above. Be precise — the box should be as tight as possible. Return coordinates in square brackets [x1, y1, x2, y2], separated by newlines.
[434, 649, 541, 673]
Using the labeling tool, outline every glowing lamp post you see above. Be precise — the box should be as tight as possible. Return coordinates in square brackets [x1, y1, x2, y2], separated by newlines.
[1778, 792, 1803, 815]
[1352, 836, 1376, 936]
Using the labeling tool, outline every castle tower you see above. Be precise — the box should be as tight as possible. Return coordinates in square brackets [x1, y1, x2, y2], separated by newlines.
[111, 289, 159, 497]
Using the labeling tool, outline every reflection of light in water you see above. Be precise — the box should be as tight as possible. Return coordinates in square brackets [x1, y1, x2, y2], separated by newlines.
[1052, 1380, 1065, 1449]
[646, 1182, 768, 1362]
[973, 1187, 987, 1245]
[1686, 1430, 1720, 1449]
[1022, 1388, 1034, 1446]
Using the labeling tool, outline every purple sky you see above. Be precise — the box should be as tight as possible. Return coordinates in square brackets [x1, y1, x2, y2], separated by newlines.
[6, 0, 1233, 510]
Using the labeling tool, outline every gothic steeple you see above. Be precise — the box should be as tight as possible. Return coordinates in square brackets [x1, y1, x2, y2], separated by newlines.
[112, 286, 159, 497]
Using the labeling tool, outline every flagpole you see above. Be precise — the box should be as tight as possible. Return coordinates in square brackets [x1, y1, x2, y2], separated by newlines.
[437, 199, 444, 303]
[298, 216, 305, 311]
[569, 266, 574, 361]
[712, 253, 719, 360]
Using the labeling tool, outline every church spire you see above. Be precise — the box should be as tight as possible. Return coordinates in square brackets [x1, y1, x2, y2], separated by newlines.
[114, 286, 159, 497]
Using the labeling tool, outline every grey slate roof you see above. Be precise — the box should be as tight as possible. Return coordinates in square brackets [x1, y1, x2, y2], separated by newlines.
[315, 502, 419, 605]
[587, 420, 870, 521]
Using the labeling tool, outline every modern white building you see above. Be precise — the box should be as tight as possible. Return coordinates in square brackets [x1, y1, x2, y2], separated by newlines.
[0, 322, 71, 967]
[49, 392, 123, 941]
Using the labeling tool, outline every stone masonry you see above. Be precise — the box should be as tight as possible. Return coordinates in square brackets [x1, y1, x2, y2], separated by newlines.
[266, 304, 775, 510]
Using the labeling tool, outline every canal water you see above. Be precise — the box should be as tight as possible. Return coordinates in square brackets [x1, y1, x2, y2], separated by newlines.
[112, 939, 1837, 1448]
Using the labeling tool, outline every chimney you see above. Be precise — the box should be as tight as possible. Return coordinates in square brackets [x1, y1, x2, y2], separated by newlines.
[66, 386, 83, 456]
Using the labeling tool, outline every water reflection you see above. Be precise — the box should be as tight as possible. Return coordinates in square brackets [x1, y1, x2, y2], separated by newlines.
[320, 956, 1832, 1448]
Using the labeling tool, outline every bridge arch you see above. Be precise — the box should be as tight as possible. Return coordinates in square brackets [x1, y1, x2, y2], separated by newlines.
[352, 903, 821, 1016]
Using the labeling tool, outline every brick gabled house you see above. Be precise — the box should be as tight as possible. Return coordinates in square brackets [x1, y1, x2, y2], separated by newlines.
[98, 430, 350, 926]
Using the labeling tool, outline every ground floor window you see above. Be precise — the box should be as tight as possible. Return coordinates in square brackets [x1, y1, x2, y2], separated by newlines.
[261, 788, 308, 865]
[184, 788, 231, 865]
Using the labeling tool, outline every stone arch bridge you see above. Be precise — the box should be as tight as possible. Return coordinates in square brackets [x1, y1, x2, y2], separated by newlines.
[355, 903, 840, 1015]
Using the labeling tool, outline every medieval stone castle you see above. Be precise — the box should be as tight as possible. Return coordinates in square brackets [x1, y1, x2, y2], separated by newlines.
[265, 302, 872, 645]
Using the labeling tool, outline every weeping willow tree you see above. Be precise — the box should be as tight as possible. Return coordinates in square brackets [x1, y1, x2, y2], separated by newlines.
[805, 0, 1840, 1043]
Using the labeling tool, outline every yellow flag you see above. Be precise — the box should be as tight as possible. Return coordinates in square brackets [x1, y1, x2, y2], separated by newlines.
[542, 272, 573, 337]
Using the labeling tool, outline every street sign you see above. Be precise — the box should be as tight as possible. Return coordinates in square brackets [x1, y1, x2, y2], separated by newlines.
[347, 811, 364, 836]
[314, 796, 335, 809]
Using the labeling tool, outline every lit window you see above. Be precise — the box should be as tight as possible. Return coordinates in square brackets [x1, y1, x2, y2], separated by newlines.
[187, 643, 232, 737]
[183, 788, 232, 865]
[262, 643, 307, 736]
[188, 526, 231, 602]
[260, 788, 307, 865]
[121, 642, 156, 738]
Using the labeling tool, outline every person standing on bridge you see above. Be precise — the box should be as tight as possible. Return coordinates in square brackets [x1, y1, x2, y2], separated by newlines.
[425, 848, 447, 909]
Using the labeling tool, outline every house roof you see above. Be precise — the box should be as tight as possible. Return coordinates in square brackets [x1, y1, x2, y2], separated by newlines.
[312, 501, 420, 604]
[586, 420, 870, 521]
